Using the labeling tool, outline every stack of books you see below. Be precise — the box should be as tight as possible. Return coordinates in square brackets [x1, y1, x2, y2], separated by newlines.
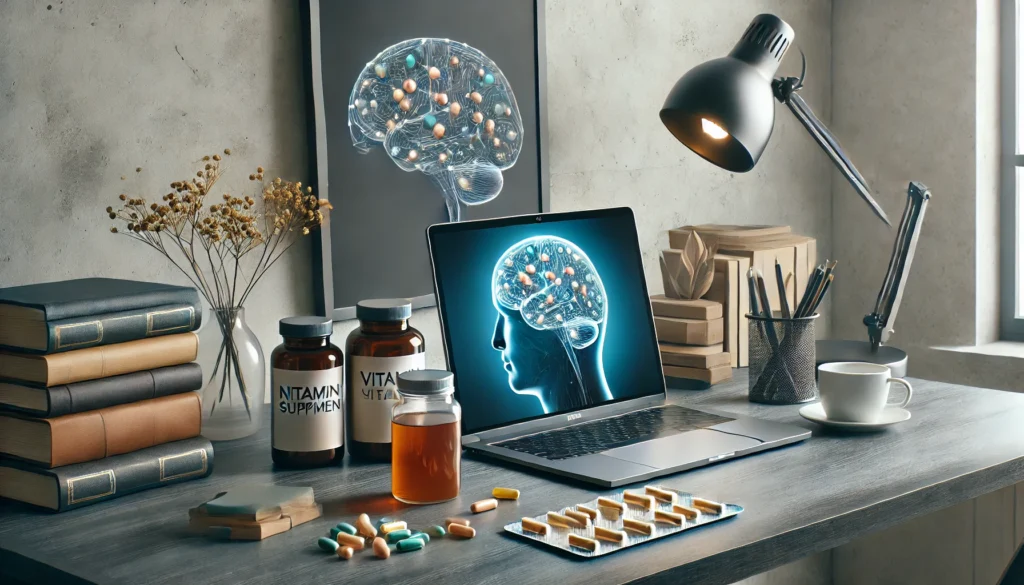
[189, 486, 322, 541]
[651, 295, 732, 387]
[0, 278, 213, 512]
[675, 225, 817, 368]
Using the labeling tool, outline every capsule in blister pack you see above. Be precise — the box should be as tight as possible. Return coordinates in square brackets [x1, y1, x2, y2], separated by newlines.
[504, 485, 743, 558]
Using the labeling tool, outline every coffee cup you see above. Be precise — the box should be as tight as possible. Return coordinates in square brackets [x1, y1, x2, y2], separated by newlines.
[817, 362, 912, 423]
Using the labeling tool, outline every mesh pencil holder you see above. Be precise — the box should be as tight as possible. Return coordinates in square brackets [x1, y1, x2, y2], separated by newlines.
[747, 313, 818, 404]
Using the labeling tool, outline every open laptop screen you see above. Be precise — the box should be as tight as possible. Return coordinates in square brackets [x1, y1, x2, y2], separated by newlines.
[428, 207, 666, 435]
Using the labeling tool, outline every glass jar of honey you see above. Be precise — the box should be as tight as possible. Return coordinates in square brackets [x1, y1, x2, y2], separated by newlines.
[345, 299, 426, 461]
[391, 370, 461, 505]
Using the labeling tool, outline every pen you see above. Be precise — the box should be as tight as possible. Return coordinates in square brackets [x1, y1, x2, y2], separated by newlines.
[747, 267, 761, 317]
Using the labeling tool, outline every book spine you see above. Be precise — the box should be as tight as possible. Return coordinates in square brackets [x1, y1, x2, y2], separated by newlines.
[44, 392, 202, 468]
[45, 332, 199, 386]
[35, 363, 203, 417]
[42, 287, 201, 322]
[41, 302, 202, 354]
[50, 437, 214, 512]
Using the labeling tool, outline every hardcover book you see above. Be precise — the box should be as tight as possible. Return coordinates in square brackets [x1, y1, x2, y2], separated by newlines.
[0, 278, 201, 353]
[0, 437, 213, 512]
[0, 392, 201, 468]
[0, 363, 203, 417]
[0, 332, 199, 386]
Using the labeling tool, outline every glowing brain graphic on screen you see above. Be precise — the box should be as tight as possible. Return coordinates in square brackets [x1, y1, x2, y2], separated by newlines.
[491, 236, 611, 413]
[349, 38, 523, 222]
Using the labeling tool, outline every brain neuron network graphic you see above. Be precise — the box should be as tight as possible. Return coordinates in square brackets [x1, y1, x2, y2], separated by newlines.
[349, 38, 523, 222]
[493, 236, 607, 350]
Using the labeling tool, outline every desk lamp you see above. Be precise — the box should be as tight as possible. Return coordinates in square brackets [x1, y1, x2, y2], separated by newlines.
[659, 14, 929, 376]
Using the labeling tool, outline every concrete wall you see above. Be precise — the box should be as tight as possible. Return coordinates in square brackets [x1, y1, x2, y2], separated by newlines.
[0, 0, 836, 374]
[830, 0, 1015, 392]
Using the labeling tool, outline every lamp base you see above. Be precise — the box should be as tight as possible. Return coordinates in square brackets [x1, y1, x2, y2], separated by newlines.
[815, 339, 908, 378]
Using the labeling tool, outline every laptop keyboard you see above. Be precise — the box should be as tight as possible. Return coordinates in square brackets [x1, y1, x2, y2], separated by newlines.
[491, 405, 734, 461]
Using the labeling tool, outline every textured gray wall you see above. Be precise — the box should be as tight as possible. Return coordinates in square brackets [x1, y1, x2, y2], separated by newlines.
[0, 0, 833, 373]
[831, 0, 1016, 392]
[0, 0, 313, 368]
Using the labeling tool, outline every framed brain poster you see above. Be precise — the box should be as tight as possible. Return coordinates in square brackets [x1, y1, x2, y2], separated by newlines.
[303, 0, 548, 319]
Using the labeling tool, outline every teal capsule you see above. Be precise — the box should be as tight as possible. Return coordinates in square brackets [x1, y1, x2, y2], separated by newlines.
[423, 114, 438, 130]
[336, 522, 357, 536]
[405, 54, 416, 68]
[409, 531, 430, 543]
[426, 525, 446, 537]
[483, 73, 495, 85]
[317, 536, 340, 552]
[386, 529, 413, 543]
[397, 537, 424, 552]
[329, 527, 342, 539]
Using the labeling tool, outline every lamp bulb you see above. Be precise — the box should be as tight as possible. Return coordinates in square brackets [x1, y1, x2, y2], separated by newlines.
[701, 118, 729, 140]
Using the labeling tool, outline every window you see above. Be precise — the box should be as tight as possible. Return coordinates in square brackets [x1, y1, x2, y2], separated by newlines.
[1002, 0, 1024, 340]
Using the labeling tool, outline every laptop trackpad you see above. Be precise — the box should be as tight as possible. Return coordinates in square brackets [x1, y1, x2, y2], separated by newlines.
[601, 429, 761, 469]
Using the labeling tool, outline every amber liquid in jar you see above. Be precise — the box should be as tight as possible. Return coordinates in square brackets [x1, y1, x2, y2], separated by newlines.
[391, 412, 461, 504]
[346, 315, 425, 462]
[271, 333, 345, 468]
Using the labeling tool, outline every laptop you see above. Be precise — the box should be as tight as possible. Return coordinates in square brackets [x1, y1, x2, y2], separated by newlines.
[427, 207, 809, 487]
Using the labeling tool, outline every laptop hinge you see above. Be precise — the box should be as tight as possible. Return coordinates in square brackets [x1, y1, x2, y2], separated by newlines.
[462, 435, 481, 445]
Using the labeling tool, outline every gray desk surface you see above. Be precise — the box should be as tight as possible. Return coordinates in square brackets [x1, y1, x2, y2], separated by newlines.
[3, 372, 1024, 585]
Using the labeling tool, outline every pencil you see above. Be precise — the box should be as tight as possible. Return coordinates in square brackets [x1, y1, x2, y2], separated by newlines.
[775, 259, 791, 319]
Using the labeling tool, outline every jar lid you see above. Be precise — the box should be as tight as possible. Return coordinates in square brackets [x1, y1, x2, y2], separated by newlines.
[357, 298, 413, 321]
[398, 369, 455, 395]
[279, 316, 333, 338]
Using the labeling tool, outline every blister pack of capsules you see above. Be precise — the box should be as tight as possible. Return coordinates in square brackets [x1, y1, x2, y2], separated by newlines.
[504, 485, 742, 558]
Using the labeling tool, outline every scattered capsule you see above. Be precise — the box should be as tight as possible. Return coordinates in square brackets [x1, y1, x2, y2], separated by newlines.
[336, 522, 358, 535]
[317, 536, 340, 552]
[372, 536, 390, 559]
[445, 517, 470, 527]
[448, 523, 476, 538]
[386, 529, 413, 543]
[471, 498, 498, 513]
[492, 487, 520, 500]
[409, 531, 430, 543]
[427, 525, 447, 537]
[380, 521, 408, 534]
[337, 546, 354, 560]
[397, 537, 424, 552]
[329, 527, 342, 539]
[335, 532, 365, 550]
[356, 513, 377, 538]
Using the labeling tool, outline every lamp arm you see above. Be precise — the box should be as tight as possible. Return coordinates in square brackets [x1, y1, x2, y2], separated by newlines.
[773, 81, 892, 226]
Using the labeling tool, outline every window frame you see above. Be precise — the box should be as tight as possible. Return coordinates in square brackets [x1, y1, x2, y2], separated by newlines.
[1001, 0, 1024, 340]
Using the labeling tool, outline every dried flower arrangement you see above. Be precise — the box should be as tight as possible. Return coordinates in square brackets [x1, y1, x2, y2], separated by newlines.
[106, 149, 331, 422]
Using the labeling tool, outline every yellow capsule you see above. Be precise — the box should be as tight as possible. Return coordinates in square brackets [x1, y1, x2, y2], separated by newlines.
[379, 521, 408, 534]
[335, 532, 365, 550]
[492, 487, 520, 500]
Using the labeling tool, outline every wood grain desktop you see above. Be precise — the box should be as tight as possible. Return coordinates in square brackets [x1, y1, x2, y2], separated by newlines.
[2, 372, 1024, 584]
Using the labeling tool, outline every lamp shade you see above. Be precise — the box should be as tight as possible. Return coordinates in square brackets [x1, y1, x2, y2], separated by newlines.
[660, 14, 795, 172]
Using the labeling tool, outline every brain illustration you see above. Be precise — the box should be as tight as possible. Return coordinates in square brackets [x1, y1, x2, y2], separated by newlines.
[348, 38, 524, 222]
[493, 236, 607, 349]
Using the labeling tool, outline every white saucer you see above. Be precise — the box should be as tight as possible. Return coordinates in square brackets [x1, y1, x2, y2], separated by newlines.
[798, 402, 911, 431]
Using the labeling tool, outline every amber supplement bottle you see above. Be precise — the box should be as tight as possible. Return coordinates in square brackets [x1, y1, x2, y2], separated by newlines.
[391, 370, 461, 504]
[346, 299, 425, 461]
[271, 316, 344, 468]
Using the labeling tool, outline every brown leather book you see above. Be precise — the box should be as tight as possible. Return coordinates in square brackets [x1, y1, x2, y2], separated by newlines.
[0, 392, 201, 468]
[0, 332, 198, 385]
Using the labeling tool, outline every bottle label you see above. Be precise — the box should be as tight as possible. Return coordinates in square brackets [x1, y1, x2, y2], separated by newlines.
[272, 366, 344, 452]
[349, 353, 426, 443]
